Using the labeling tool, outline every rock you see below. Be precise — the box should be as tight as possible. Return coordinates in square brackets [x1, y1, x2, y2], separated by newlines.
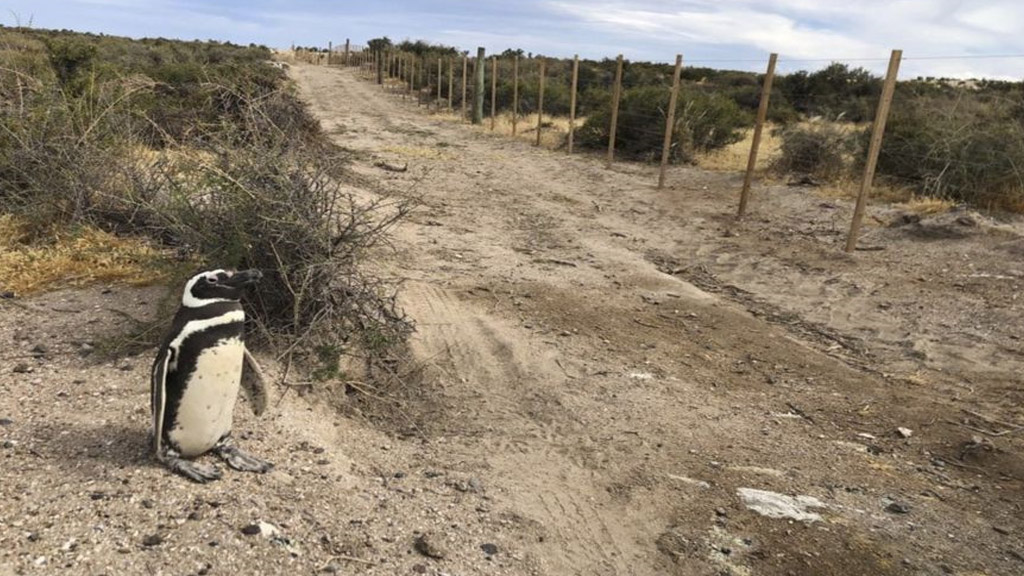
[140, 499, 155, 509]
[12, 363, 32, 374]
[258, 521, 280, 537]
[956, 214, 978, 227]
[30, 344, 48, 357]
[79, 343, 94, 356]
[241, 524, 263, 536]
[885, 501, 911, 514]
[737, 488, 825, 522]
[715, 508, 728, 517]
[896, 427, 913, 438]
[142, 534, 164, 547]
[0, 418, 12, 426]
[480, 543, 499, 555]
[414, 533, 446, 559]
[0, 290, 14, 299]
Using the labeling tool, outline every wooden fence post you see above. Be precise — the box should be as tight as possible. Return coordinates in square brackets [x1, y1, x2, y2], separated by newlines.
[410, 55, 416, 97]
[535, 58, 547, 146]
[327, 42, 332, 66]
[473, 47, 485, 124]
[568, 54, 579, 154]
[437, 58, 442, 109]
[448, 58, 454, 112]
[606, 54, 624, 168]
[658, 54, 684, 189]
[737, 53, 778, 214]
[512, 55, 519, 135]
[398, 55, 404, 97]
[490, 56, 498, 130]
[846, 49, 902, 253]
[461, 54, 468, 116]
[344, 39, 350, 66]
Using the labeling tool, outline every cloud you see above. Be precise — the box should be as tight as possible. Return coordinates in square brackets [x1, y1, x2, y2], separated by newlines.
[5, 1, 1023, 78]
[545, 0, 1024, 78]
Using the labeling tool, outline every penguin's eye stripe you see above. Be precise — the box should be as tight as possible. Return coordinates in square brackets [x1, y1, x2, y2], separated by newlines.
[206, 276, 219, 284]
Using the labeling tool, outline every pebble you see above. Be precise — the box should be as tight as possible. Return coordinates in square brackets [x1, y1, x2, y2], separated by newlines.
[0, 417, 13, 426]
[896, 427, 913, 438]
[142, 534, 164, 547]
[241, 524, 262, 536]
[414, 533, 446, 559]
[480, 543, 499, 555]
[13, 363, 33, 374]
[886, 502, 911, 514]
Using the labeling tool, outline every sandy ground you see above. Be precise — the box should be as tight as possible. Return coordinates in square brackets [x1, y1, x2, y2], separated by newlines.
[2, 62, 1023, 575]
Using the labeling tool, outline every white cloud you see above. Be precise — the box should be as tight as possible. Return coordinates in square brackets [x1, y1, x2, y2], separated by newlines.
[546, 0, 1024, 78]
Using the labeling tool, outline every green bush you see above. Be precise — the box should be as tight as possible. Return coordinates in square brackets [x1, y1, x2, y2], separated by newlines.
[772, 121, 860, 180]
[872, 94, 1024, 210]
[577, 85, 751, 162]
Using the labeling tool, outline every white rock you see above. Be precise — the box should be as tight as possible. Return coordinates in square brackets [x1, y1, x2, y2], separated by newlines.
[896, 427, 913, 438]
[737, 488, 825, 522]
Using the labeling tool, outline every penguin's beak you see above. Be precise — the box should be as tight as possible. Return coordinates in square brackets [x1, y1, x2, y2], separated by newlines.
[223, 269, 263, 288]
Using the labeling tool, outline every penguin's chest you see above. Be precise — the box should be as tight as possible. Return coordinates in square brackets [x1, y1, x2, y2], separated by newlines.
[169, 338, 244, 457]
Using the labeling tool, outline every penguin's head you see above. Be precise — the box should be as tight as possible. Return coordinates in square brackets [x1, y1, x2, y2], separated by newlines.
[181, 269, 262, 308]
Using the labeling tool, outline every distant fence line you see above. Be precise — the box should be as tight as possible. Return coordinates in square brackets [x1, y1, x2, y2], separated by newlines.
[293, 41, 1015, 252]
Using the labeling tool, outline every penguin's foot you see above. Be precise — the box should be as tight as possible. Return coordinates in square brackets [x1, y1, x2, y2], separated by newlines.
[159, 451, 223, 483]
[214, 437, 273, 473]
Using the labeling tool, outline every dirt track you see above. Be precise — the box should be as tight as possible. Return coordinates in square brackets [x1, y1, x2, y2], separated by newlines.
[1, 63, 1022, 575]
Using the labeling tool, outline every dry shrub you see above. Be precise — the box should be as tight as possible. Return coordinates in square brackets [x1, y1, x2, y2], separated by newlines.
[0, 30, 415, 377]
[772, 120, 860, 180]
[875, 94, 1024, 212]
[103, 84, 416, 375]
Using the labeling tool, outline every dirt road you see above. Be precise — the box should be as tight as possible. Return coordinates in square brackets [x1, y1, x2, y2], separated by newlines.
[293, 63, 1024, 575]
[1, 63, 1021, 576]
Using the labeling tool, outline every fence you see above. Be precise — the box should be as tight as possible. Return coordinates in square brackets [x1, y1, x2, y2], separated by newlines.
[301, 42, 1024, 252]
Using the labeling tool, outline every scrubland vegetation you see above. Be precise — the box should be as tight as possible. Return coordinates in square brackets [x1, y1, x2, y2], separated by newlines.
[0, 27, 412, 371]
[371, 37, 1024, 211]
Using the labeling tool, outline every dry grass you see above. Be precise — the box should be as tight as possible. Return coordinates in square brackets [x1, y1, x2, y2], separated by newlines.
[429, 109, 578, 151]
[0, 215, 174, 296]
[896, 196, 956, 214]
[696, 125, 782, 172]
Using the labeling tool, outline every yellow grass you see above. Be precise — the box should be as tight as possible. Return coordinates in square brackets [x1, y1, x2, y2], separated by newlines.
[432, 109, 578, 150]
[895, 195, 955, 214]
[0, 215, 174, 296]
[696, 125, 783, 172]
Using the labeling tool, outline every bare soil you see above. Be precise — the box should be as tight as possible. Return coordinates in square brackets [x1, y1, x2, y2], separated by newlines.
[2, 63, 1022, 576]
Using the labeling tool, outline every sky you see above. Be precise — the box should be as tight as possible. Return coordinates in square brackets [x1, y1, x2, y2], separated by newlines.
[4, 0, 1024, 79]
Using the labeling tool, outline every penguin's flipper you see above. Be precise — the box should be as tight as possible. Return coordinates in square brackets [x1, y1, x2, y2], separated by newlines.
[241, 347, 269, 416]
[150, 346, 173, 456]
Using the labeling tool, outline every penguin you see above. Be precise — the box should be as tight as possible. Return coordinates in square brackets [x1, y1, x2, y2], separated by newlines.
[150, 268, 272, 483]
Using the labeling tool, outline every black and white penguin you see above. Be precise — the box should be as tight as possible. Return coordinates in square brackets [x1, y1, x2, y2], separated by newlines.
[150, 268, 272, 483]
